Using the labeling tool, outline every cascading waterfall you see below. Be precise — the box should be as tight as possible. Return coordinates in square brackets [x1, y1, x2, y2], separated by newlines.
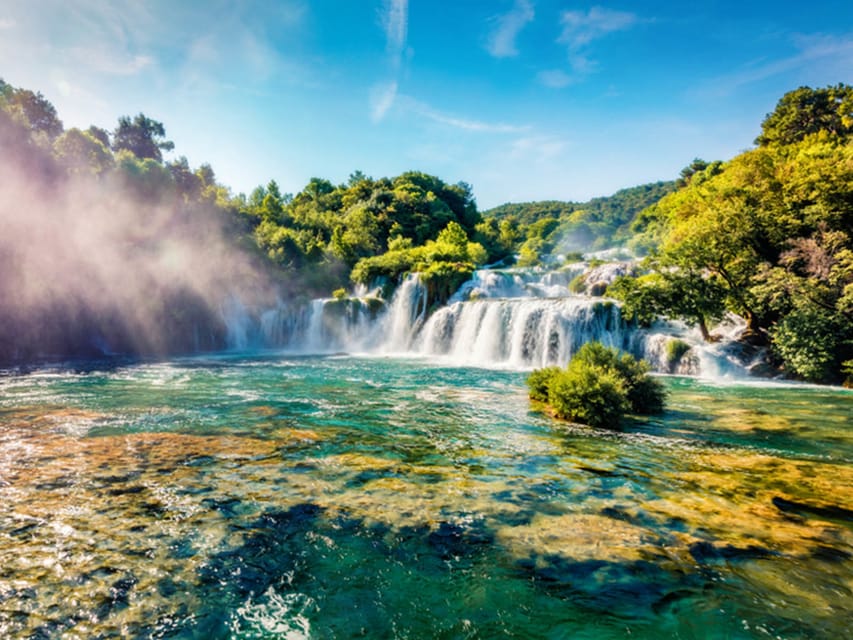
[224, 266, 749, 376]
[378, 274, 429, 352]
[415, 297, 640, 368]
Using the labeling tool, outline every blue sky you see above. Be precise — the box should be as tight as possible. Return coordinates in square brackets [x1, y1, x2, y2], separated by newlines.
[1, 1, 851, 208]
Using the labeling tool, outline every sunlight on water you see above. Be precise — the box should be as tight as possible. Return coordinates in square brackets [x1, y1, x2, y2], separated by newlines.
[0, 355, 851, 638]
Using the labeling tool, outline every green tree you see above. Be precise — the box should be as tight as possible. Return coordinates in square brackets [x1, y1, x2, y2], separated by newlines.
[8, 88, 63, 140]
[113, 113, 175, 162]
[53, 128, 114, 175]
[87, 125, 111, 149]
[756, 84, 853, 146]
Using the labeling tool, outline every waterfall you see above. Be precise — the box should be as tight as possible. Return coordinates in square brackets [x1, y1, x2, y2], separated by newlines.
[221, 296, 253, 351]
[227, 266, 750, 377]
[255, 297, 384, 354]
[377, 274, 429, 352]
[414, 297, 643, 368]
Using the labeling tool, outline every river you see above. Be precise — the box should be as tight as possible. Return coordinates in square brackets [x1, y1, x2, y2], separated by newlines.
[1, 353, 851, 638]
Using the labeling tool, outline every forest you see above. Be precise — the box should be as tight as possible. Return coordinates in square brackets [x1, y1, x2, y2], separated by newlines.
[1, 77, 851, 383]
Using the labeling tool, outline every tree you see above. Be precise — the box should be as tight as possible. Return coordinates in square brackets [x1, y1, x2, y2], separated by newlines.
[609, 268, 727, 342]
[53, 128, 114, 175]
[7, 88, 63, 140]
[87, 126, 111, 149]
[113, 113, 174, 162]
[676, 158, 709, 188]
[756, 84, 853, 146]
[167, 156, 203, 201]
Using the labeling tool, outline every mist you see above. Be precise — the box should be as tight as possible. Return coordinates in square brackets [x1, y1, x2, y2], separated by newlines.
[0, 116, 277, 365]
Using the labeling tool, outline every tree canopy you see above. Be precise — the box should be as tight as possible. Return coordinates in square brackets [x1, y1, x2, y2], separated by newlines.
[613, 84, 853, 383]
[113, 113, 175, 162]
[756, 84, 853, 147]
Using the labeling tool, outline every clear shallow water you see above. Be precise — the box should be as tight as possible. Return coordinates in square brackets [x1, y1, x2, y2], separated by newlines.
[0, 354, 851, 639]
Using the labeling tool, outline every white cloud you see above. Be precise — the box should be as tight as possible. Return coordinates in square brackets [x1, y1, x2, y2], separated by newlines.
[69, 48, 154, 76]
[537, 69, 572, 88]
[371, 0, 410, 122]
[370, 81, 398, 122]
[0, 18, 16, 30]
[382, 0, 409, 67]
[558, 6, 638, 72]
[404, 97, 529, 133]
[698, 32, 853, 96]
[509, 135, 568, 161]
[486, 0, 535, 58]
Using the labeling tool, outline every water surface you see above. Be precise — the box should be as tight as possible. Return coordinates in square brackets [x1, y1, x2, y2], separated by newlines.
[0, 355, 851, 638]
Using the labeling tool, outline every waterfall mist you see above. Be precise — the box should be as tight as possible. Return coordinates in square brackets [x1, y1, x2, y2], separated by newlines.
[0, 124, 276, 364]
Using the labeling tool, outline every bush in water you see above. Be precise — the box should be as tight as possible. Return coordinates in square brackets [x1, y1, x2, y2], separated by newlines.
[527, 342, 666, 428]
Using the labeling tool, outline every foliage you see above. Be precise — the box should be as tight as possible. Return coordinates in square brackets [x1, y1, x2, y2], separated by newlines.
[3, 87, 64, 142]
[246, 170, 483, 294]
[527, 343, 665, 428]
[482, 181, 676, 259]
[612, 84, 853, 381]
[112, 113, 175, 162]
[665, 339, 692, 370]
[843, 360, 853, 388]
[546, 363, 628, 429]
[526, 367, 561, 402]
[771, 308, 843, 383]
[756, 84, 853, 147]
[350, 221, 487, 303]
[570, 342, 666, 414]
[53, 128, 114, 175]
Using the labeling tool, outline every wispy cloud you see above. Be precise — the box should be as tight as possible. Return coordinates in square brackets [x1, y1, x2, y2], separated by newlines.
[371, 0, 410, 122]
[371, 81, 399, 122]
[509, 135, 568, 161]
[537, 69, 572, 88]
[486, 0, 535, 58]
[698, 32, 853, 96]
[402, 97, 529, 133]
[381, 0, 409, 69]
[558, 6, 638, 73]
[70, 48, 154, 76]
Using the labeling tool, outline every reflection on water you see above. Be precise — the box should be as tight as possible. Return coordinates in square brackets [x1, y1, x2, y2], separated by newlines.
[0, 355, 851, 638]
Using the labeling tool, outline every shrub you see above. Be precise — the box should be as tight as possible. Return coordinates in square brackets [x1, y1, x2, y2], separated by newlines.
[547, 362, 628, 429]
[665, 339, 691, 369]
[568, 274, 587, 294]
[571, 342, 666, 414]
[843, 360, 853, 388]
[772, 308, 840, 383]
[526, 342, 666, 428]
[526, 366, 561, 402]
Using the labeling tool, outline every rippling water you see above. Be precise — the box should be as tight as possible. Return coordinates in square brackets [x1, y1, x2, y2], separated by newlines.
[0, 354, 851, 638]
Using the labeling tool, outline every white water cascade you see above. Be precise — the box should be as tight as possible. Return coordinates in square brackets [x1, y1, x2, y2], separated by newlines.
[225, 266, 754, 376]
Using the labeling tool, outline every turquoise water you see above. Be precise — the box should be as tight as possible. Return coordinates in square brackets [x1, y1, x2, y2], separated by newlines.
[0, 354, 851, 638]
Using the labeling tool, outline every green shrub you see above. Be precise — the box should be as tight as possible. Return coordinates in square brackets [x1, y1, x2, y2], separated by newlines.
[771, 308, 840, 383]
[332, 288, 347, 300]
[526, 366, 561, 402]
[665, 339, 691, 369]
[568, 274, 587, 294]
[526, 342, 666, 428]
[547, 362, 628, 429]
[571, 342, 666, 414]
